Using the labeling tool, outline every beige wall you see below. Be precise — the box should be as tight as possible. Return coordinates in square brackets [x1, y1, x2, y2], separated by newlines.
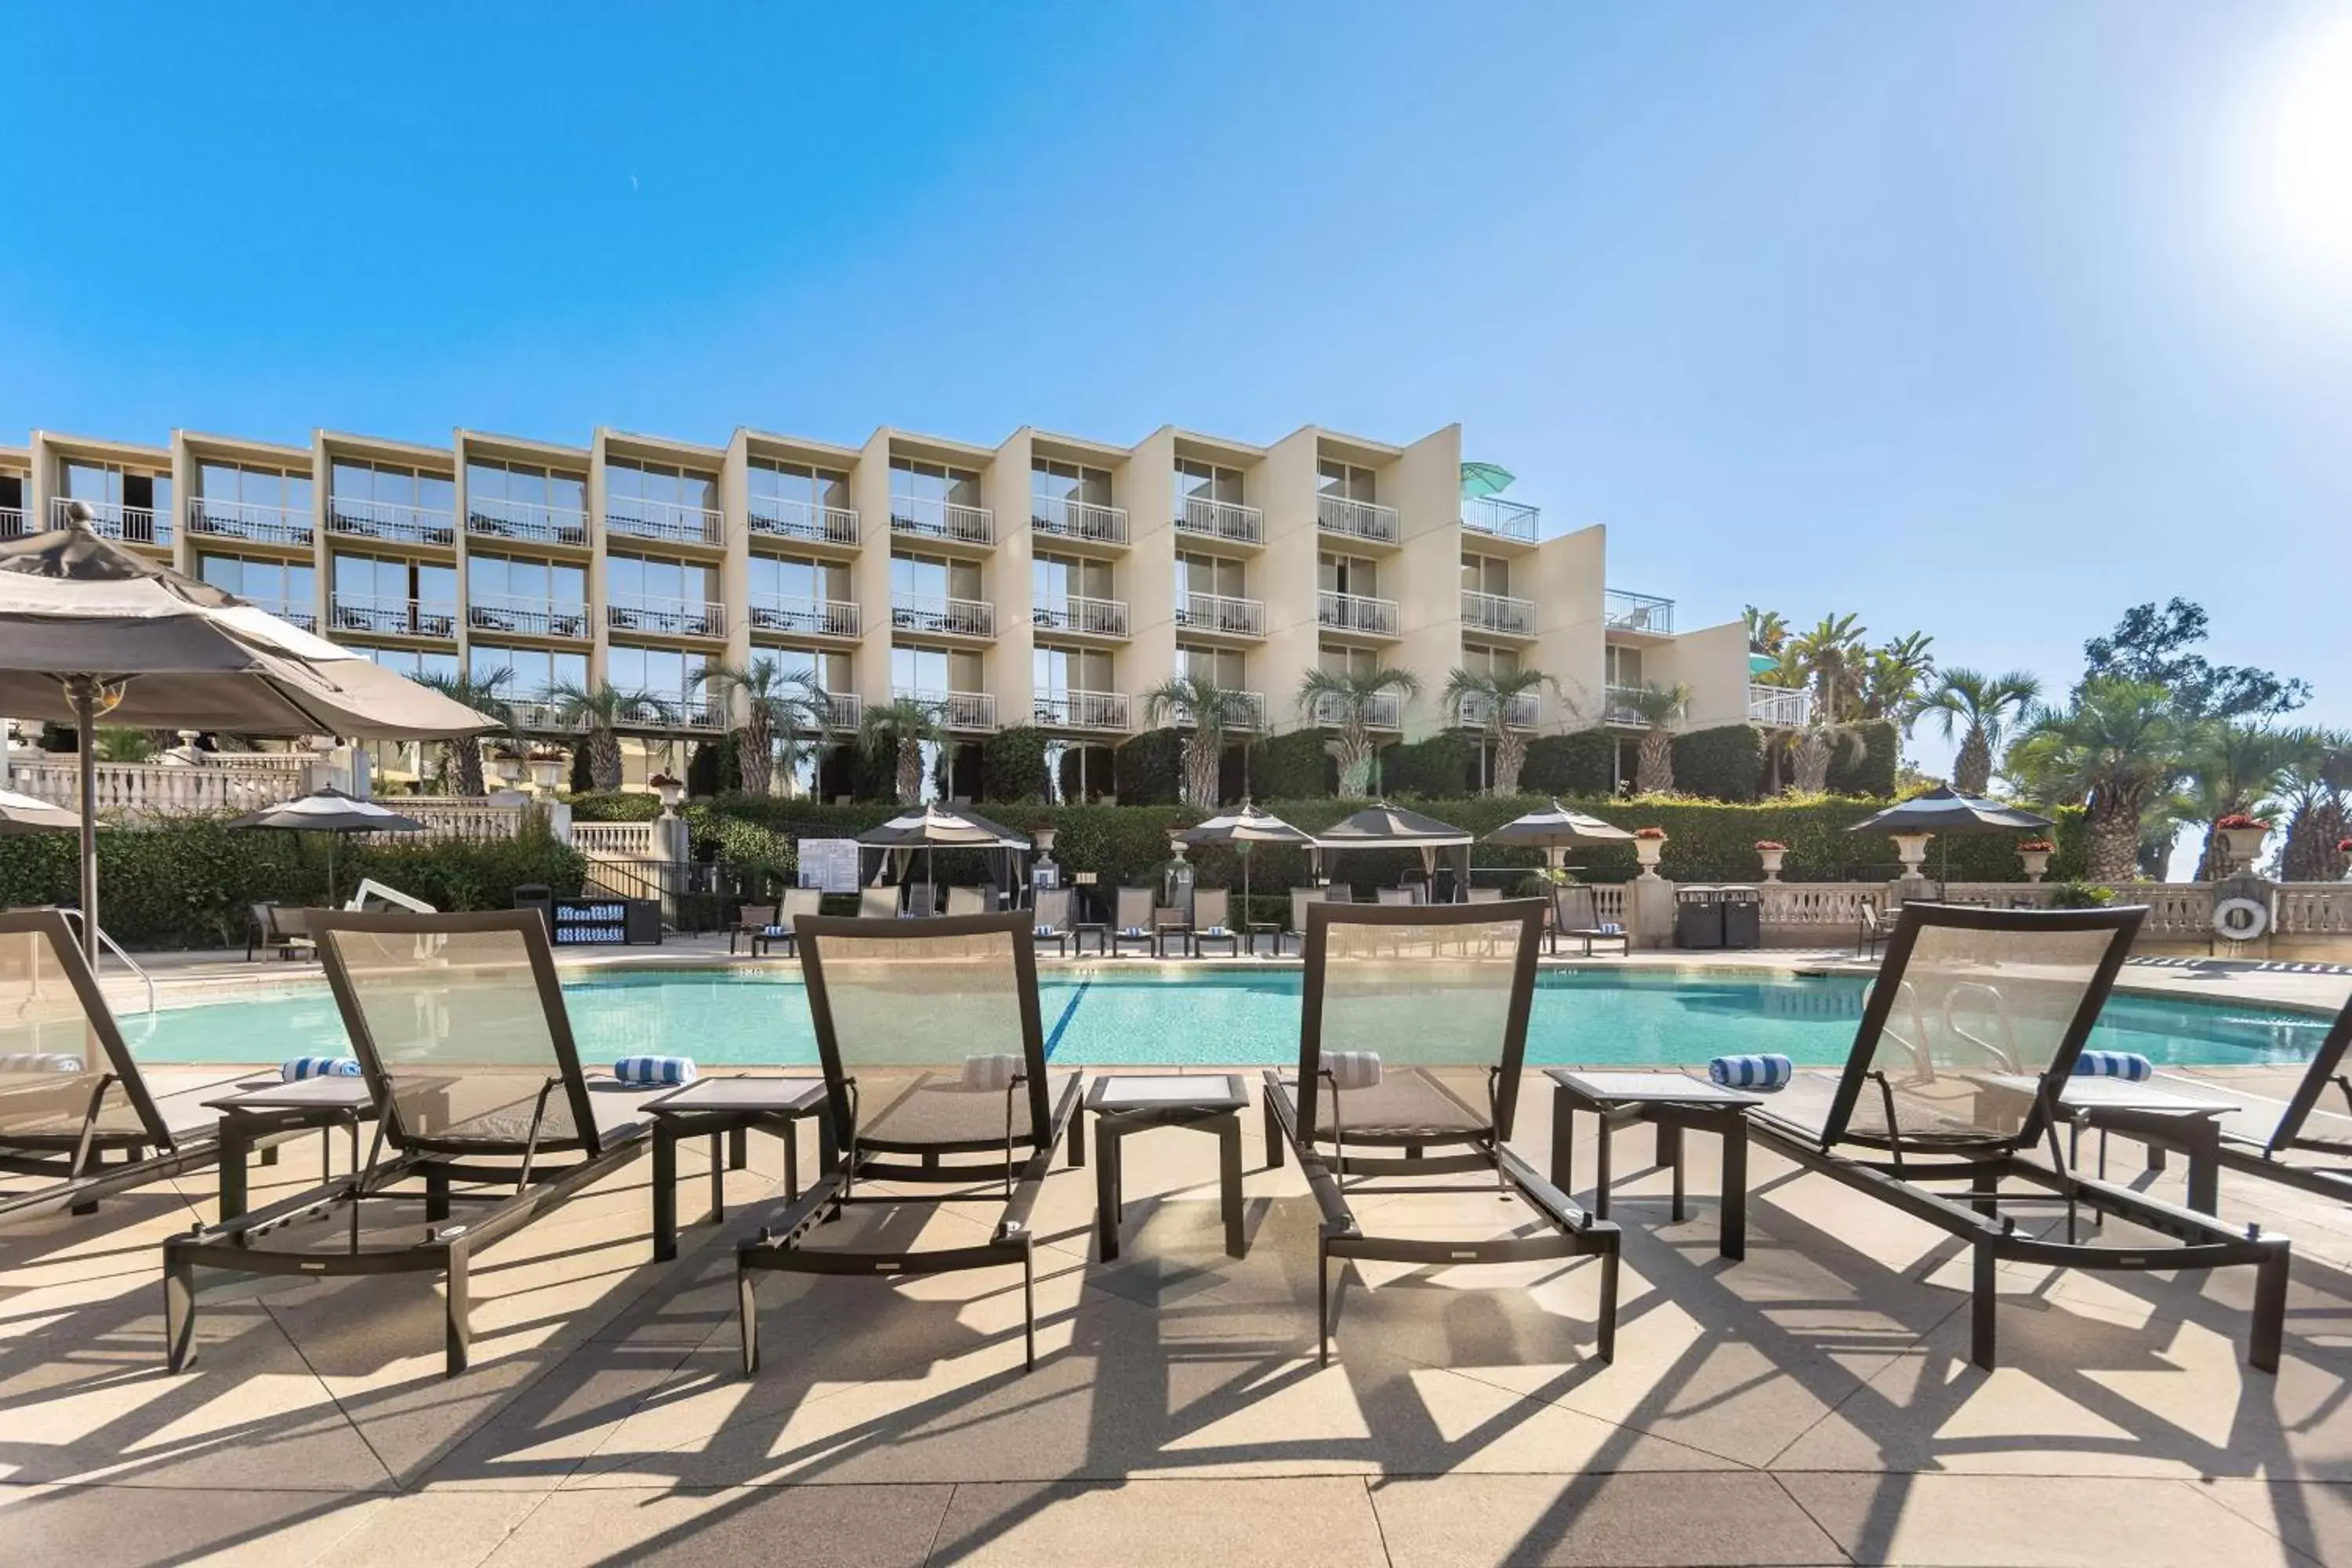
[1529, 523, 1609, 728]
[1657, 619, 1754, 730]
[1257, 427, 1323, 736]
[984, 430, 1033, 723]
[1388, 423, 1465, 738]
[1121, 426, 1180, 714]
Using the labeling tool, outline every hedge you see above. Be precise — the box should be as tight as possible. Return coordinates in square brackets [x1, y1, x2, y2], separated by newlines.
[982, 726, 1052, 803]
[1521, 731, 1615, 797]
[1671, 725, 1762, 803]
[1248, 729, 1332, 800]
[1113, 728, 1184, 805]
[1826, 719, 1900, 797]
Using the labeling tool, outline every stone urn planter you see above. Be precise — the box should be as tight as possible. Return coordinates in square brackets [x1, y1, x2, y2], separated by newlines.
[1890, 832, 1935, 880]
[1633, 829, 1667, 878]
[2216, 818, 2270, 873]
[1755, 842, 1787, 883]
[2017, 846, 2053, 884]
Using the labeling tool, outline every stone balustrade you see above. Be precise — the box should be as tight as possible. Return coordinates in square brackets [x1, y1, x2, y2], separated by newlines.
[5, 757, 317, 818]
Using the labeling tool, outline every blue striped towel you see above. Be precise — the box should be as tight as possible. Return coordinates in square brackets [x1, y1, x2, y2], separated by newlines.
[762, 924, 788, 936]
[1204, 925, 1229, 937]
[1035, 924, 1058, 938]
[1710, 1054, 1792, 1091]
[612, 1055, 698, 1087]
[1597, 922, 1624, 935]
[2072, 1051, 2153, 1082]
[0, 1052, 85, 1073]
[1121, 925, 1148, 938]
[281, 1056, 361, 1081]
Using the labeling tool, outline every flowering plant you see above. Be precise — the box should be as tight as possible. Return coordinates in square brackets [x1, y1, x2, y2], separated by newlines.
[2338, 837, 2352, 855]
[2016, 838, 2055, 854]
[1753, 840, 1786, 851]
[647, 773, 682, 789]
[1633, 826, 1667, 840]
[2215, 813, 2271, 831]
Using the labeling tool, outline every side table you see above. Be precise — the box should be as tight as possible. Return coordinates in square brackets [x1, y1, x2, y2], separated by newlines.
[204, 1076, 379, 1221]
[1547, 1069, 1759, 1259]
[644, 1076, 833, 1261]
[1978, 1073, 2234, 1216]
[1083, 1074, 1250, 1261]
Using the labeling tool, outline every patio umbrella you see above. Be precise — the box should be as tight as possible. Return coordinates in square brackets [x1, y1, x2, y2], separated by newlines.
[1484, 798, 1635, 870]
[1314, 801, 1474, 901]
[857, 802, 1031, 906]
[1845, 786, 2055, 889]
[1177, 799, 1316, 918]
[0, 512, 495, 956]
[0, 787, 82, 835]
[229, 787, 427, 908]
[1459, 462, 1517, 498]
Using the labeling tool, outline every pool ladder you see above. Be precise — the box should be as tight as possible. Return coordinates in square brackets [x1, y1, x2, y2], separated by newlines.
[57, 907, 158, 1016]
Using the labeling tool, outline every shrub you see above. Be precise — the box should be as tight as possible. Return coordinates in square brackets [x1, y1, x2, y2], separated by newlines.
[1670, 724, 1762, 802]
[1249, 729, 1333, 800]
[2045, 880, 2117, 909]
[1521, 730, 1616, 797]
[982, 725, 1053, 804]
[564, 790, 662, 822]
[1114, 728, 1183, 806]
[1825, 719, 1899, 797]
[1377, 731, 1474, 798]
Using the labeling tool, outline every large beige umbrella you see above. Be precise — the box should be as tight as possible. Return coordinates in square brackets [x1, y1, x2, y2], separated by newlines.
[1485, 798, 1635, 870]
[0, 787, 80, 834]
[1177, 800, 1316, 915]
[0, 512, 494, 956]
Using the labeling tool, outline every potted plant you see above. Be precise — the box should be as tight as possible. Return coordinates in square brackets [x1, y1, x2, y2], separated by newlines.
[1632, 826, 1667, 877]
[1753, 839, 1788, 881]
[1889, 831, 1935, 879]
[2016, 837, 2056, 884]
[649, 771, 685, 813]
[2215, 813, 2271, 873]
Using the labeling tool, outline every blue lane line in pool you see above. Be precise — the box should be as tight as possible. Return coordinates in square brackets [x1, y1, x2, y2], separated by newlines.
[1044, 978, 1091, 1061]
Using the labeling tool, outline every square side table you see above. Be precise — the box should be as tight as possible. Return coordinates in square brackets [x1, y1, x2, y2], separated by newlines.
[1083, 1073, 1250, 1261]
[644, 1076, 831, 1260]
[1547, 1068, 1760, 1259]
[204, 1076, 379, 1221]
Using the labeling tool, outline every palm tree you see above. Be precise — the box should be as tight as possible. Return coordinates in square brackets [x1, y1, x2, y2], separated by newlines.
[2179, 721, 2303, 877]
[1919, 668, 2040, 795]
[1298, 666, 1421, 797]
[1788, 717, 1871, 794]
[417, 668, 517, 796]
[1443, 666, 1553, 796]
[1744, 605, 1789, 657]
[698, 656, 827, 797]
[548, 680, 675, 793]
[1142, 675, 1254, 808]
[2005, 678, 2198, 883]
[1623, 682, 1690, 795]
[1861, 632, 1936, 732]
[1790, 613, 1868, 722]
[858, 696, 942, 807]
[2278, 729, 2352, 883]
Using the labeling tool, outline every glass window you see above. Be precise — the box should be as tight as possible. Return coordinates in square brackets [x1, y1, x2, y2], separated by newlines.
[61, 461, 119, 503]
[1318, 459, 1376, 502]
[548, 469, 586, 513]
[466, 460, 509, 505]
[891, 554, 949, 600]
[1606, 646, 1643, 686]
[605, 461, 645, 503]
[1174, 459, 1244, 505]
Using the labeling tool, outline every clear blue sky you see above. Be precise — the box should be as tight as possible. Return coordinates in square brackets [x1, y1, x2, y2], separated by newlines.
[7, 2, 2347, 773]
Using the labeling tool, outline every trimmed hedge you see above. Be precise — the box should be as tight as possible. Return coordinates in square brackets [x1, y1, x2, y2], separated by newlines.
[982, 726, 1052, 804]
[1671, 725, 1762, 803]
[1521, 731, 1615, 797]
[1114, 728, 1183, 805]
[1377, 732, 1474, 798]
[1826, 719, 1900, 797]
[1249, 729, 1333, 800]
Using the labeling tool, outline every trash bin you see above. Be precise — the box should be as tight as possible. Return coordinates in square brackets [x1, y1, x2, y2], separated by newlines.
[1675, 885, 1725, 949]
[513, 883, 553, 938]
[1719, 884, 1762, 949]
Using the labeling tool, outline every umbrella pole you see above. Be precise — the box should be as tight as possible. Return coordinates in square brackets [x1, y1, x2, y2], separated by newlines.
[74, 684, 97, 963]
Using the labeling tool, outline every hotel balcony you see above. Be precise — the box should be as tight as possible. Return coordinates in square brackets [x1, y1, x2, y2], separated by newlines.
[890, 495, 993, 549]
[467, 597, 590, 640]
[247, 597, 318, 633]
[748, 496, 859, 549]
[1317, 590, 1400, 637]
[605, 597, 727, 638]
[898, 687, 996, 732]
[187, 496, 313, 548]
[1174, 592, 1265, 638]
[1461, 495, 1539, 544]
[676, 700, 727, 732]
[1603, 589, 1674, 636]
[326, 495, 454, 548]
[820, 691, 862, 731]
[1174, 494, 1264, 547]
[1457, 691, 1541, 731]
[53, 495, 171, 547]
[1603, 684, 1648, 726]
[510, 701, 587, 734]
[330, 595, 456, 640]
[605, 495, 725, 548]
[1316, 493, 1400, 546]
[1032, 494, 1127, 548]
[1032, 689, 1131, 733]
[467, 495, 590, 549]
[0, 506, 24, 538]
[1168, 690, 1268, 732]
[1032, 595, 1128, 639]
[1460, 589, 1537, 637]
[749, 596, 860, 639]
[1310, 689, 1403, 730]
[1748, 684, 1813, 727]
[891, 594, 994, 639]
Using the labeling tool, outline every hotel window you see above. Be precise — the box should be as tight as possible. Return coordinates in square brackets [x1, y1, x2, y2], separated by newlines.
[469, 645, 586, 700]
[1033, 645, 1112, 694]
[1316, 459, 1377, 503]
[1032, 457, 1112, 510]
[1317, 552, 1377, 597]
[197, 462, 310, 514]
[1176, 644, 1248, 688]
[62, 460, 172, 520]
[749, 458, 850, 513]
[748, 555, 847, 606]
[891, 645, 982, 695]
[1461, 644, 1521, 679]
[891, 554, 982, 603]
[754, 645, 851, 692]
[605, 459, 717, 515]
[1461, 553, 1510, 597]
[1032, 554, 1112, 605]
[606, 554, 716, 609]
[330, 459, 452, 516]
[605, 644, 702, 703]
[466, 458, 586, 517]
[1318, 644, 1381, 679]
[334, 554, 455, 609]
[1605, 645, 1644, 688]
[470, 554, 584, 611]
[199, 555, 314, 615]
[350, 645, 458, 682]
[1173, 458, 1244, 506]
[888, 457, 981, 513]
[1174, 554, 1245, 603]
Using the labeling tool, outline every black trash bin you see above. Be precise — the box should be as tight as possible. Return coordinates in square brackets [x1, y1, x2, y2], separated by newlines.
[513, 883, 553, 938]
[1675, 885, 1725, 949]
[1719, 884, 1762, 949]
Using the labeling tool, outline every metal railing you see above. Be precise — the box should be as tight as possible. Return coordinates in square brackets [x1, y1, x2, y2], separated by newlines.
[891, 594, 995, 637]
[330, 596, 457, 638]
[326, 496, 455, 547]
[605, 495, 726, 546]
[820, 691, 862, 730]
[1747, 684, 1813, 727]
[1461, 495, 1539, 543]
[187, 496, 313, 546]
[246, 599, 319, 633]
[749, 597, 860, 637]
[1031, 494, 1128, 546]
[55, 908, 154, 1016]
[1310, 690, 1403, 729]
[1175, 493, 1264, 546]
[677, 700, 727, 731]
[748, 496, 860, 546]
[1457, 691, 1541, 731]
[1165, 691, 1268, 731]
[1460, 589, 1537, 636]
[1316, 492, 1399, 545]
[469, 597, 591, 639]
[1603, 589, 1674, 634]
[1317, 590, 1399, 636]
[466, 495, 590, 547]
[1603, 684, 1650, 724]
[605, 597, 727, 637]
[510, 701, 587, 733]
[1032, 689, 1131, 731]
[1175, 592, 1265, 637]
[53, 495, 171, 546]
[890, 495, 994, 546]
[1032, 595, 1128, 637]
[0, 506, 24, 538]
[896, 687, 996, 731]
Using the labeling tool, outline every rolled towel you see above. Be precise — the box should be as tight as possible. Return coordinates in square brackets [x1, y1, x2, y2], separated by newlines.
[1323, 1050, 1383, 1091]
[1121, 925, 1148, 938]
[960, 1053, 1024, 1092]
[1035, 924, 1058, 938]
[281, 1055, 360, 1081]
[1709, 1054, 1792, 1091]
[2072, 1050, 2154, 1082]
[612, 1055, 698, 1087]
[763, 924, 787, 937]
[1597, 922, 1624, 935]
[0, 1052, 85, 1073]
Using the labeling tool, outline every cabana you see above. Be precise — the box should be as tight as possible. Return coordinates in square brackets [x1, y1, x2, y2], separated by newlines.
[857, 803, 1030, 909]
[1311, 802, 1472, 902]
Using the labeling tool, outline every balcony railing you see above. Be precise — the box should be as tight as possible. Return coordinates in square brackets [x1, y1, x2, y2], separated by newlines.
[1032, 595, 1128, 637]
[246, 599, 318, 633]
[1310, 690, 1403, 730]
[1174, 592, 1265, 637]
[53, 495, 171, 546]
[326, 496, 454, 547]
[1031, 494, 1127, 546]
[749, 496, 859, 547]
[897, 687, 996, 731]
[605, 495, 725, 546]
[1457, 691, 1541, 731]
[1167, 690, 1269, 731]
[0, 507, 24, 538]
[1316, 492, 1399, 546]
[749, 597, 860, 638]
[510, 701, 587, 733]
[468, 598, 590, 640]
[1604, 684, 1650, 725]
[1603, 590, 1674, 634]
[330, 596, 456, 639]
[1317, 590, 1400, 637]
[1032, 689, 1131, 732]
[1748, 684, 1813, 727]
[1461, 495, 1539, 543]
[187, 496, 313, 547]
[676, 701, 727, 732]
[820, 691, 862, 731]
[605, 597, 727, 637]
[892, 594, 995, 638]
[1175, 493, 1263, 546]
[890, 495, 993, 547]
[466, 495, 590, 548]
[1460, 589, 1537, 637]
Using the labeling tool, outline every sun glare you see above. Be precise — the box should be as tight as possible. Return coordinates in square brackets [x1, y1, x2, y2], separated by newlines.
[2244, 8, 2352, 299]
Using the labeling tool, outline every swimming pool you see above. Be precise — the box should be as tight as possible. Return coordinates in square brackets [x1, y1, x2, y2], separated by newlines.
[127, 967, 2333, 1070]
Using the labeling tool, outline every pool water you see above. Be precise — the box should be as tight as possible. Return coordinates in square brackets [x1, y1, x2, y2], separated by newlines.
[127, 967, 2333, 1070]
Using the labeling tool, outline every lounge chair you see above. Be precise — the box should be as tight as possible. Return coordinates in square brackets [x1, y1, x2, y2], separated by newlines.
[1281, 887, 1327, 958]
[1551, 886, 1629, 957]
[1111, 886, 1156, 956]
[737, 910, 1083, 1374]
[859, 885, 902, 920]
[906, 884, 938, 919]
[1185, 888, 1240, 957]
[247, 902, 316, 963]
[164, 909, 653, 1377]
[1376, 887, 1417, 907]
[729, 904, 779, 956]
[1030, 888, 1074, 956]
[1857, 902, 1891, 960]
[946, 885, 988, 916]
[0, 909, 226, 1225]
[1741, 902, 2289, 1372]
[1262, 898, 1621, 1365]
[1467, 887, 1505, 904]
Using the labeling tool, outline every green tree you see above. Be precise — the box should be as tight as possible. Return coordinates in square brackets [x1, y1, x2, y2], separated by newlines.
[1298, 665, 1421, 797]
[858, 696, 942, 807]
[2083, 599, 2309, 721]
[1919, 667, 2040, 796]
[2006, 678, 2199, 883]
[1790, 613, 1869, 721]
[417, 668, 517, 797]
[1744, 605, 1789, 656]
[2277, 729, 2352, 884]
[1624, 682, 1690, 795]
[1141, 675, 1254, 808]
[2180, 721, 2303, 877]
[697, 656, 827, 798]
[1860, 632, 1936, 732]
[549, 680, 674, 793]
[1787, 717, 1871, 795]
[1442, 665, 1553, 795]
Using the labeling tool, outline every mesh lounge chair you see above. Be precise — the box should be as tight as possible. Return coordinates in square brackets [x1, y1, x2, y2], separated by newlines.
[0, 909, 225, 1225]
[1111, 886, 1157, 956]
[1551, 886, 1628, 957]
[247, 902, 316, 963]
[859, 884, 902, 920]
[738, 911, 1083, 1374]
[164, 910, 653, 1377]
[1031, 888, 1074, 956]
[946, 885, 989, 916]
[906, 884, 938, 919]
[730, 905, 779, 956]
[1857, 902, 1892, 960]
[1262, 899, 1621, 1365]
[1187, 888, 1239, 957]
[1742, 903, 2289, 1372]
[1282, 887, 1327, 959]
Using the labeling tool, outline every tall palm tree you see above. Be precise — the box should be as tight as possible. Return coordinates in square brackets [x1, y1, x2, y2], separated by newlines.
[1141, 675, 1254, 808]
[1298, 666, 1421, 797]
[1443, 666, 1554, 796]
[1861, 632, 1936, 732]
[2278, 729, 2352, 884]
[858, 696, 942, 807]
[2179, 721, 2302, 877]
[548, 680, 674, 793]
[2005, 678, 2198, 883]
[1744, 605, 1789, 657]
[697, 656, 827, 797]
[1788, 717, 1871, 794]
[1790, 613, 1868, 723]
[1624, 682, 1690, 795]
[417, 668, 517, 796]
[1918, 667, 2040, 795]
